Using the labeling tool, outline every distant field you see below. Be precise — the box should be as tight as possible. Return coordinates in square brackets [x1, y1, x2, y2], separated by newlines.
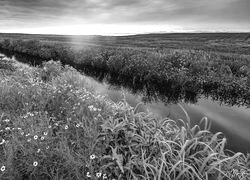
[1, 33, 250, 54]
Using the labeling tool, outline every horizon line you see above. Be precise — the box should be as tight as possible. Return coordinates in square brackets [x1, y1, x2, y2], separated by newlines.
[0, 31, 250, 37]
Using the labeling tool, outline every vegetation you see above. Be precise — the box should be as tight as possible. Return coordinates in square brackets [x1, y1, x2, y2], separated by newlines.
[1, 37, 250, 105]
[0, 33, 250, 54]
[0, 59, 250, 180]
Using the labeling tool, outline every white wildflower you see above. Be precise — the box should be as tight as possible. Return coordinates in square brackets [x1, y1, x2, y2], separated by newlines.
[34, 135, 38, 140]
[1, 166, 5, 172]
[103, 174, 108, 179]
[3, 119, 10, 123]
[90, 154, 96, 160]
[86, 172, 91, 177]
[5, 127, 10, 131]
[96, 172, 102, 178]
[33, 161, 38, 167]
[0, 139, 5, 145]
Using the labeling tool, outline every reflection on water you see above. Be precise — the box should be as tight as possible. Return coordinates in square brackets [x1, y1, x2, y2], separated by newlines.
[0, 49, 46, 66]
[84, 75, 250, 153]
[81, 65, 250, 107]
[184, 99, 250, 153]
[1, 49, 250, 153]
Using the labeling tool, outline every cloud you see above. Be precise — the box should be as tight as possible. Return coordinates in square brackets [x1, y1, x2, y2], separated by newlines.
[0, 0, 249, 33]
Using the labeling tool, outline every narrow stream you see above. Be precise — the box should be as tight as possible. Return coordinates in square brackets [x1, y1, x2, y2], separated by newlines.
[1, 50, 250, 153]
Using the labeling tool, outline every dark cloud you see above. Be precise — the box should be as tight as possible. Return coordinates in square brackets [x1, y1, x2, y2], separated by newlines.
[106, 0, 250, 24]
[0, 0, 249, 33]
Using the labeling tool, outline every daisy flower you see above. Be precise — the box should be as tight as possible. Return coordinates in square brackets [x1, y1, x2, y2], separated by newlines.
[96, 172, 102, 178]
[34, 135, 38, 140]
[86, 172, 91, 178]
[0, 139, 5, 145]
[1, 165, 5, 172]
[90, 154, 96, 160]
[33, 161, 38, 167]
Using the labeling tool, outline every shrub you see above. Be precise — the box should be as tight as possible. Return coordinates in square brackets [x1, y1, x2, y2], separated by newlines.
[239, 65, 250, 77]
[219, 65, 233, 77]
[40, 60, 63, 81]
[0, 59, 16, 72]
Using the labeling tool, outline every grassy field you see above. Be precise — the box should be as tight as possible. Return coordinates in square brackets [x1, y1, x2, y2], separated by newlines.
[1, 33, 250, 105]
[0, 33, 250, 54]
[0, 59, 250, 180]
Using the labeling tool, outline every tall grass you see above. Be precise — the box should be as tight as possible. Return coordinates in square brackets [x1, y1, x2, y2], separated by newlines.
[0, 60, 249, 179]
[1, 38, 250, 106]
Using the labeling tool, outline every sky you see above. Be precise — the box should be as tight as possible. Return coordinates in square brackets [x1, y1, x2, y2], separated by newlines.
[0, 0, 250, 35]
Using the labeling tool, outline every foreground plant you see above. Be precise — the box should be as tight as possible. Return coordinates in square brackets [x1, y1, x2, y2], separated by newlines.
[0, 60, 249, 180]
